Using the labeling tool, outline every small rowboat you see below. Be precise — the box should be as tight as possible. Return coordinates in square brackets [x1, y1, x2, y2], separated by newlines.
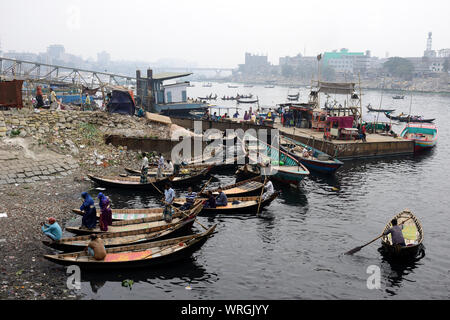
[43, 216, 196, 252]
[237, 98, 259, 104]
[366, 104, 395, 113]
[87, 174, 171, 191]
[43, 225, 217, 270]
[122, 166, 212, 187]
[174, 192, 279, 215]
[66, 202, 202, 235]
[392, 95, 405, 99]
[72, 207, 181, 222]
[201, 176, 264, 197]
[279, 135, 343, 175]
[384, 112, 435, 123]
[400, 122, 438, 153]
[380, 209, 424, 260]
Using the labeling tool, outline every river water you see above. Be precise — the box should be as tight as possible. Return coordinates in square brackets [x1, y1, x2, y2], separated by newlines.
[76, 82, 450, 299]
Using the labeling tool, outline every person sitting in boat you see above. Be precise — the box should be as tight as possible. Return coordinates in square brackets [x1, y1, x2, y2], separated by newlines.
[97, 193, 112, 232]
[215, 187, 228, 207]
[80, 192, 97, 230]
[85, 234, 107, 261]
[40, 217, 62, 241]
[266, 109, 273, 120]
[140, 152, 149, 184]
[233, 111, 239, 118]
[383, 218, 406, 246]
[203, 191, 216, 209]
[302, 148, 310, 158]
[262, 179, 274, 201]
[163, 183, 175, 222]
[180, 187, 197, 211]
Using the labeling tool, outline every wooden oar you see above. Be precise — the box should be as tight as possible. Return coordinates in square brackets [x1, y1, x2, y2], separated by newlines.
[345, 216, 413, 255]
[256, 177, 268, 216]
[199, 177, 213, 196]
[169, 202, 208, 231]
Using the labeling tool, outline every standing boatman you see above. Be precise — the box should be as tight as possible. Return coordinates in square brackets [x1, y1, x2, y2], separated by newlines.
[157, 153, 165, 179]
[162, 183, 175, 222]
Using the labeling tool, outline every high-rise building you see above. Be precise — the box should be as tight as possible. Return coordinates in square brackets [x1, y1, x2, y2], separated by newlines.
[47, 44, 65, 60]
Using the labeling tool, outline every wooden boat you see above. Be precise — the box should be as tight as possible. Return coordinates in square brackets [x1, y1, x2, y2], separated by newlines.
[279, 135, 343, 175]
[384, 112, 435, 123]
[366, 104, 395, 113]
[264, 85, 275, 88]
[380, 209, 424, 260]
[122, 166, 212, 187]
[43, 215, 197, 252]
[66, 202, 202, 236]
[235, 165, 261, 183]
[43, 225, 216, 270]
[392, 95, 405, 99]
[174, 192, 279, 215]
[228, 85, 239, 88]
[72, 206, 186, 222]
[243, 85, 254, 88]
[200, 176, 264, 197]
[237, 98, 259, 104]
[244, 138, 310, 185]
[87, 174, 171, 191]
[198, 94, 217, 100]
[400, 123, 438, 153]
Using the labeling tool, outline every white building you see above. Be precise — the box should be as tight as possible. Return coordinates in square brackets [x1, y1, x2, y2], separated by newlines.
[162, 82, 189, 103]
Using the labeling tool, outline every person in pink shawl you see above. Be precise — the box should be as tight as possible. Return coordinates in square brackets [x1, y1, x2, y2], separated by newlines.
[97, 193, 112, 231]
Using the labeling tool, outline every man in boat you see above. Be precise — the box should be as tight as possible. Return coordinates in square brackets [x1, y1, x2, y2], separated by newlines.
[262, 179, 275, 201]
[233, 110, 239, 118]
[85, 234, 107, 261]
[383, 219, 406, 246]
[203, 191, 216, 209]
[215, 187, 228, 207]
[80, 192, 97, 230]
[163, 183, 175, 222]
[40, 217, 62, 241]
[157, 153, 164, 179]
[140, 152, 149, 184]
[180, 187, 197, 211]
[97, 193, 112, 232]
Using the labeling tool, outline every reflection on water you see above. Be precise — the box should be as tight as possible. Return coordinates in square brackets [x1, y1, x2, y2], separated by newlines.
[74, 86, 450, 299]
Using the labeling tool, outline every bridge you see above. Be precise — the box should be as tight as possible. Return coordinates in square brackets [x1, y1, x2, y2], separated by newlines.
[0, 56, 235, 87]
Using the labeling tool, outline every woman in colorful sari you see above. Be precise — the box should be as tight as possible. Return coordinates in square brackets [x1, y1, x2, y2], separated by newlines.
[80, 192, 97, 230]
[97, 193, 113, 231]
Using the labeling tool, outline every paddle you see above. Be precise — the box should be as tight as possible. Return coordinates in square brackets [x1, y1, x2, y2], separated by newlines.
[256, 176, 268, 216]
[345, 216, 413, 255]
[199, 177, 213, 196]
[168, 202, 209, 231]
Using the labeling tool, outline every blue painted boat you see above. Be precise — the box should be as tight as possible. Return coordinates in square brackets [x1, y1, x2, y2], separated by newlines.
[247, 138, 309, 185]
[279, 135, 343, 175]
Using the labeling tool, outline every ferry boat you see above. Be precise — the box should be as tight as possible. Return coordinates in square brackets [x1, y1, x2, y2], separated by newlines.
[400, 123, 438, 153]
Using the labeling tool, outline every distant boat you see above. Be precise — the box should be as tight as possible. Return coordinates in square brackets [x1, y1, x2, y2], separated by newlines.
[264, 85, 275, 88]
[287, 92, 299, 101]
[228, 85, 239, 88]
[393, 95, 405, 99]
[400, 123, 438, 153]
[366, 104, 395, 113]
[202, 83, 212, 87]
[243, 84, 254, 88]
[198, 94, 218, 100]
[237, 98, 259, 104]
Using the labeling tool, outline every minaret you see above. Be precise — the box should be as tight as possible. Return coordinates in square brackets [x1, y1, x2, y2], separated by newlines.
[424, 32, 436, 57]
[426, 32, 432, 51]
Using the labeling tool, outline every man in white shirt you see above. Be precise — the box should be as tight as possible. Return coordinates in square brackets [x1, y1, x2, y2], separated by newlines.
[140, 152, 149, 184]
[165, 160, 174, 174]
[262, 179, 274, 200]
[157, 153, 164, 178]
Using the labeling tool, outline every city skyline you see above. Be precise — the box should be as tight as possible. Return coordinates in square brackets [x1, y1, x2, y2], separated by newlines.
[1, 0, 449, 68]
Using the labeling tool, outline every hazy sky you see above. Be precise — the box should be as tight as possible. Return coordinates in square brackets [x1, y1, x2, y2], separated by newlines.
[1, 0, 449, 67]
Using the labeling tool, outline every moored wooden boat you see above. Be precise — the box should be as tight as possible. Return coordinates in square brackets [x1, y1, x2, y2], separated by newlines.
[366, 104, 395, 113]
[201, 176, 264, 197]
[392, 95, 405, 99]
[66, 202, 202, 235]
[400, 123, 438, 153]
[174, 192, 279, 215]
[43, 225, 217, 270]
[245, 138, 310, 185]
[43, 216, 196, 252]
[380, 209, 424, 260]
[122, 166, 212, 187]
[237, 98, 259, 104]
[72, 207, 168, 222]
[279, 135, 343, 175]
[87, 174, 171, 191]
